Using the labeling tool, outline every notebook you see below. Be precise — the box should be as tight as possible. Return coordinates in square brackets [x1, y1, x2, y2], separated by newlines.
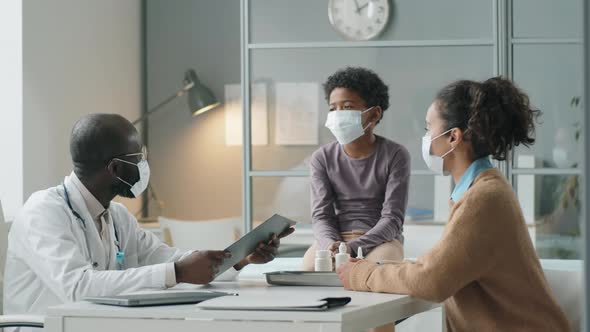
[196, 295, 351, 311]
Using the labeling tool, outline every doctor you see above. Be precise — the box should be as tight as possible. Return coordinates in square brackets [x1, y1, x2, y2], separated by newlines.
[4, 113, 292, 322]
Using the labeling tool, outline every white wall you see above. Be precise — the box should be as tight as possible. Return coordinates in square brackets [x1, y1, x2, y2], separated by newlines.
[147, 0, 242, 221]
[0, 0, 23, 221]
[23, 0, 142, 212]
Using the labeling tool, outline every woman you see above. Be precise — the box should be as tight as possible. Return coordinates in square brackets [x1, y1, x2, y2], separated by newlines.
[302, 67, 411, 273]
[337, 77, 570, 331]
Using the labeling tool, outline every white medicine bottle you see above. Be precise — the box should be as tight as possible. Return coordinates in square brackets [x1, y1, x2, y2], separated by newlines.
[334, 242, 350, 270]
[314, 250, 332, 272]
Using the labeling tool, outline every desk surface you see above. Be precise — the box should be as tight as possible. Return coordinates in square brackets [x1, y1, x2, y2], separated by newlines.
[47, 280, 438, 324]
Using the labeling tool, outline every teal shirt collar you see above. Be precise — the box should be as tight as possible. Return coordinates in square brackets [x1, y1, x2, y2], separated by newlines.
[451, 156, 493, 202]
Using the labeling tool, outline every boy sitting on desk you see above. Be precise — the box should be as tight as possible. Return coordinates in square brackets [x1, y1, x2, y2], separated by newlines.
[303, 67, 410, 270]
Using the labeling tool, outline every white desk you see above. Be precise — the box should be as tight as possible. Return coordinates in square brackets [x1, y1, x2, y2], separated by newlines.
[44, 280, 439, 332]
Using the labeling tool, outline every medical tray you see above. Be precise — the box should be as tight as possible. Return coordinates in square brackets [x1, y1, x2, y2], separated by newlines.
[265, 271, 343, 287]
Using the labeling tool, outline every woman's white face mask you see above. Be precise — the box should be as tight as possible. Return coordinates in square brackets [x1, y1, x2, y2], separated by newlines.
[422, 129, 455, 175]
[325, 107, 374, 145]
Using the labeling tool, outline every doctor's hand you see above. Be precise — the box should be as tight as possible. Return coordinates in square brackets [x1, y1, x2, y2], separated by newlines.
[175, 250, 229, 284]
[336, 258, 361, 290]
[234, 227, 296, 271]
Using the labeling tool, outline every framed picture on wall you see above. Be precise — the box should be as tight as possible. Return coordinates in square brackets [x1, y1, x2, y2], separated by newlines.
[274, 82, 320, 146]
[224, 83, 269, 146]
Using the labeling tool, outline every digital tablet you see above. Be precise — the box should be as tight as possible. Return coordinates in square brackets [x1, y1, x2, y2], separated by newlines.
[214, 214, 297, 278]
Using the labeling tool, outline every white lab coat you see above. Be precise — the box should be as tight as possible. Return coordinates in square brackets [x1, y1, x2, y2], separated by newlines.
[3, 174, 238, 329]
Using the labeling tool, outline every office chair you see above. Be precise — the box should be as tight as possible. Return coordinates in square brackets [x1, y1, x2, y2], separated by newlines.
[0, 200, 43, 328]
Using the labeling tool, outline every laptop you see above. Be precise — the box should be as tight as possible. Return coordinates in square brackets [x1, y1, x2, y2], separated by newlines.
[85, 290, 235, 307]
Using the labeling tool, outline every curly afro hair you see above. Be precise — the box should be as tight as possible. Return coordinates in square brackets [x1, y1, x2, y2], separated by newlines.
[323, 67, 389, 123]
[435, 77, 541, 161]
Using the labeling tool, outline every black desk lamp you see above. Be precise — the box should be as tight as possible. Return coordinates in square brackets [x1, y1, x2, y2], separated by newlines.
[133, 69, 220, 219]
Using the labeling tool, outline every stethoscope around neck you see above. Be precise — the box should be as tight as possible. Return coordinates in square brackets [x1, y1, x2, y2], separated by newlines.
[62, 183, 124, 270]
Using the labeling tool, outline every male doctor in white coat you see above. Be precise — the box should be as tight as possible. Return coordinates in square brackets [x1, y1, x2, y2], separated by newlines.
[4, 113, 293, 328]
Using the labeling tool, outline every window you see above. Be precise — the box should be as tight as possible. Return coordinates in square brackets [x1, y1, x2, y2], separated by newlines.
[0, 0, 23, 221]
[510, 1, 583, 259]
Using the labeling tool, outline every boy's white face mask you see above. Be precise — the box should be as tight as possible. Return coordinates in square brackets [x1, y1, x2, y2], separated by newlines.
[422, 128, 455, 176]
[325, 107, 374, 145]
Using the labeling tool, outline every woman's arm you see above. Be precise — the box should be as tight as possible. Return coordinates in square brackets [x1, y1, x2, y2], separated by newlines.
[343, 188, 507, 302]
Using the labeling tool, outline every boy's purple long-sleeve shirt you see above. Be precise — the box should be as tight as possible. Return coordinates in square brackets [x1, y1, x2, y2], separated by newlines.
[310, 135, 411, 255]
